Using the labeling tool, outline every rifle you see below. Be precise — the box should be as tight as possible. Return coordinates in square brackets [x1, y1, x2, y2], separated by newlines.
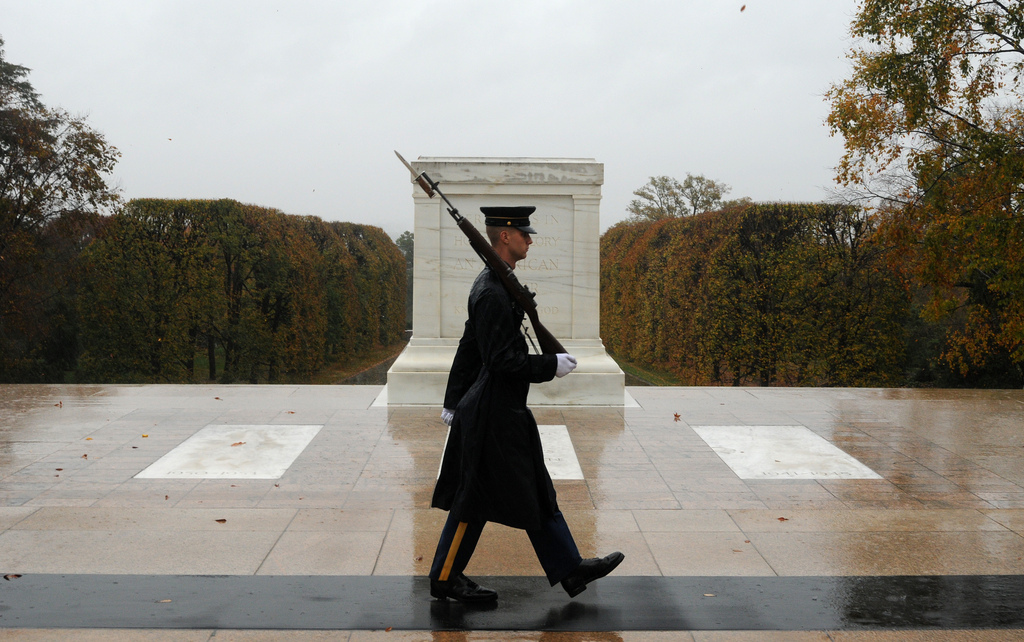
[395, 150, 566, 355]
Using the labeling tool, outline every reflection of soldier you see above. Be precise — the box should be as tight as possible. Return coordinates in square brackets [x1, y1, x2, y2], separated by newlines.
[428, 206, 623, 603]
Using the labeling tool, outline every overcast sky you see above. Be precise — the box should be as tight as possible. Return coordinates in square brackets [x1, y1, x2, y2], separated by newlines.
[2, 0, 858, 239]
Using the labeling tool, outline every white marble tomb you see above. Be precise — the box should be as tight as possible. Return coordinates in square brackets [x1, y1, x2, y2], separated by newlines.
[386, 157, 626, 406]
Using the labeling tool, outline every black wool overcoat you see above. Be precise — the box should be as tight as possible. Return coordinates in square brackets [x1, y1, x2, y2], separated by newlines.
[431, 266, 559, 530]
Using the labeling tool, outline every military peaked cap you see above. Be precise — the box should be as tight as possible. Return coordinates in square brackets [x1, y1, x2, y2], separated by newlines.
[481, 206, 538, 234]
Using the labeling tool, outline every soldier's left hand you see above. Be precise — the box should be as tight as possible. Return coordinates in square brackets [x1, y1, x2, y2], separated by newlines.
[555, 354, 578, 378]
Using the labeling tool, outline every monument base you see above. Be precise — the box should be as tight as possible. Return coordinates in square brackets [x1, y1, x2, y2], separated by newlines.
[386, 337, 627, 406]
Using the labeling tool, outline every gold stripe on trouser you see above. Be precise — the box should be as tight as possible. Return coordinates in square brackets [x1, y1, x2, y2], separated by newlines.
[438, 521, 468, 581]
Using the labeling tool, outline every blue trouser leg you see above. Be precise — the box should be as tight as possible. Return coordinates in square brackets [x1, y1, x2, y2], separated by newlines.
[429, 510, 581, 585]
[527, 510, 583, 585]
[429, 512, 485, 581]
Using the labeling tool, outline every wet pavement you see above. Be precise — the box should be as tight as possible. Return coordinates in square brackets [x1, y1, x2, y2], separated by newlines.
[0, 384, 1022, 640]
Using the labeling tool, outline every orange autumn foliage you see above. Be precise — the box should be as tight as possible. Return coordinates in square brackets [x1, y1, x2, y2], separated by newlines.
[601, 203, 909, 386]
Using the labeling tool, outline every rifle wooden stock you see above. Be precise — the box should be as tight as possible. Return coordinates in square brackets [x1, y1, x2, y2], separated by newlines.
[395, 150, 566, 355]
[454, 217, 566, 355]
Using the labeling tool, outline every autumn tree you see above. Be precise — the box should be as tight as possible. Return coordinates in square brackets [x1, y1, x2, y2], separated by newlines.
[396, 230, 414, 329]
[0, 36, 120, 379]
[827, 0, 1024, 385]
[77, 199, 406, 383]
[601, 203, 908, 386]
[627, 174, 732, 222]
[680, 174, 731, 216]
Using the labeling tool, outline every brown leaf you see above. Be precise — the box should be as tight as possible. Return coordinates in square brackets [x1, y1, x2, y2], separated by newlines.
[214, 397, 222, 400]
[740, 4, 746, 11]
[4, 574, 22, 581]
[215, 519, 227, 524]
[777, 517, 789, 522]
[286, 411, 295, 414]
[231, 442, 245, 447]
[56, 468, 63, 471]
[81, 454, 88, 459]
[673, 413, 681, 422]
[164, 495, 169, 500]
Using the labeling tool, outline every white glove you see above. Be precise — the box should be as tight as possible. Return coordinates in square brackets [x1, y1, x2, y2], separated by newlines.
[555, 353, 577, 378]
[441, 408, 455, 426]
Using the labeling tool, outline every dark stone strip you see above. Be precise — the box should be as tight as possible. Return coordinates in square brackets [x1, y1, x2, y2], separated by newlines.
[1, 575, 1022, 631]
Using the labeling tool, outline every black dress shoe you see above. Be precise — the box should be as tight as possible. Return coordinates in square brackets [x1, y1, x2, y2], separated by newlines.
[560, 551, 624, 598]
[430, 573, 498, 603]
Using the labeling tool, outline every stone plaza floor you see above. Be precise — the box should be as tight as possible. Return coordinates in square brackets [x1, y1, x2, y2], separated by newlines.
[0, 383, 1023, 640]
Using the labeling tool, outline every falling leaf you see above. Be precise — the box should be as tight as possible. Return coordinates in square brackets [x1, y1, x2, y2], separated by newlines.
[777, 517, 789, 522]
[4, 574, 22, 581]
[673, 413, 681, 421]
[215, 519, 227, 524]
[231, 442, 245, 447]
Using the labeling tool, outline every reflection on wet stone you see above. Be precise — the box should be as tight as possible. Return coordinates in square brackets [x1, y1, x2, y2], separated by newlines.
[1, 385, 1024, 633]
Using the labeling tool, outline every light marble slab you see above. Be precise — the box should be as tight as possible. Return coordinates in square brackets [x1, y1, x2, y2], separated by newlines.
[538, 424, 585, 480]
[387, 156, 625, 406]
[692, 425, 882, 480]
[436, 424, 583, 481]
[135, 425, 323, 479]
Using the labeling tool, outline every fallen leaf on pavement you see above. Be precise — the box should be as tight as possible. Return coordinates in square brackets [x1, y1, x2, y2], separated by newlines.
[215, 519, 227, 524]
[231, 442, 245, 447]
